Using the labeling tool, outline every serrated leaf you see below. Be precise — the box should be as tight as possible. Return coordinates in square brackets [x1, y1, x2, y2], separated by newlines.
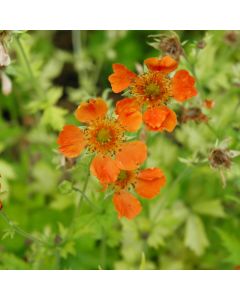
[185, 214, 209, 256]
[40, 106, 67, 131]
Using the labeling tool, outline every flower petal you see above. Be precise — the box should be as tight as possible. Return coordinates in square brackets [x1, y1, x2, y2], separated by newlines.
[116, 98, 142, 132]
[57, 125, 86, 158]
[90, 155, 120, 185]
[143, 106, 177, 132]
[136, 168, 166, 199]
[75, 98, 108, 123]
[113, 190, 142, 219]
[144, 56, 178, 73]
[172, 70, 197, 102]
[116, 141, 147, 170]
[108, 64, 136, 93]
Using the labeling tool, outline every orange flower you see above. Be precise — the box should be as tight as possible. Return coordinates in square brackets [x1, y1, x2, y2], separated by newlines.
[172, 70, 197, 102]
[57, 98, 147, 185]
[112, 167, 166, 219]
[108, 64, 136, 93]
[115, 98, 142, 132]
[144, 56, 178, 73]
[109, 55, 197, 132]
[143, 106, 177, 132]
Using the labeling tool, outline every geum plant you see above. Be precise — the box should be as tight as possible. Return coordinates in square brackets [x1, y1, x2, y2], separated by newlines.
[57, 55, 197, 220]
[57, 98, 166, 219]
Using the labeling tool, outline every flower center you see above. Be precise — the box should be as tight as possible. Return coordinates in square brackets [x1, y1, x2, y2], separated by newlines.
[115, 170, 136, 190]
[145, 83, 160, 97]
[130, 72, 172, 107]
[118, 170, 128, 181]
[96, 127, 112, 143]
[85, 117, 124, 156]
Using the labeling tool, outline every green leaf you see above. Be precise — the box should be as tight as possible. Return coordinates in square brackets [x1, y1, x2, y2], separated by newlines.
[60, 241, 76, 259]
[0, 160, 16, 179]
[2, 227, 16, 240]
[192, 200, 226, 218]
[185, 214, 209, 256]
[40, 106, 67, 131]
[46, 87, 63, 106]
[216, 229, 240, 264]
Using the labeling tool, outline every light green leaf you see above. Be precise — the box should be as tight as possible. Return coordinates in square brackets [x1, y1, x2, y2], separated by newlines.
[0, 160, 16, 179]
[192, 200, 226, 218]
[40, 106, 67, 131]
[185, 214, 209, 256]
[46, 87, 63, 106]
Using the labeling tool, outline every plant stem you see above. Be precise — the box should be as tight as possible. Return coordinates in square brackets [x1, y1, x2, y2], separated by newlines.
[72, 30, 81, 60]
[0, 210, 49, 246]
[15, 36, 35, 81]
[100, 227, 106, 269]
[15, 36, 45, 99]
[66, 158, 93, 240]
[73, 186, 99, 212]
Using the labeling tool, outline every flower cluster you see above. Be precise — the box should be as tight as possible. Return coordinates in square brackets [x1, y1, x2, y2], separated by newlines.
[109, 55, 197, 133]
[57, 55, 197, 220]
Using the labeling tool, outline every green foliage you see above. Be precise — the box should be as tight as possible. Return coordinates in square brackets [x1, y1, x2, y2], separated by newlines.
[0, 30, 240, 270]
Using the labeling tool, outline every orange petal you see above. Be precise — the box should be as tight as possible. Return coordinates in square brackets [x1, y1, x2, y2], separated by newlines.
[108, 64, 136, 93]
[116, 98, 142, 132]
[57, 125, 86, 158]
[116, 141, 147, 171]
[90, 155, 120, 185]
[75, 98, 108, 123]
[144, 56, 178, 73]
[172, 70, 197, 102]
[136, 168, 166, 199]
[143, 106, 177, 132]
[113, 190, 142, 219]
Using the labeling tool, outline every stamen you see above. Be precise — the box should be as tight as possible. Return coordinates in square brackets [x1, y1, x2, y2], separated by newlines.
[85, 117, 124, 156]
[130, 72, 172, 107]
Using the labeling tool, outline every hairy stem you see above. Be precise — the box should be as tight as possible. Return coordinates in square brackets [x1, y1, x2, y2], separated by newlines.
[0, 210, 49, 246]
[66, 158, 93, 240]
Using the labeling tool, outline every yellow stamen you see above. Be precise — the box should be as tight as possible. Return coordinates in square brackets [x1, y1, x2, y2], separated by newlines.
[85, 117, 124, 156]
